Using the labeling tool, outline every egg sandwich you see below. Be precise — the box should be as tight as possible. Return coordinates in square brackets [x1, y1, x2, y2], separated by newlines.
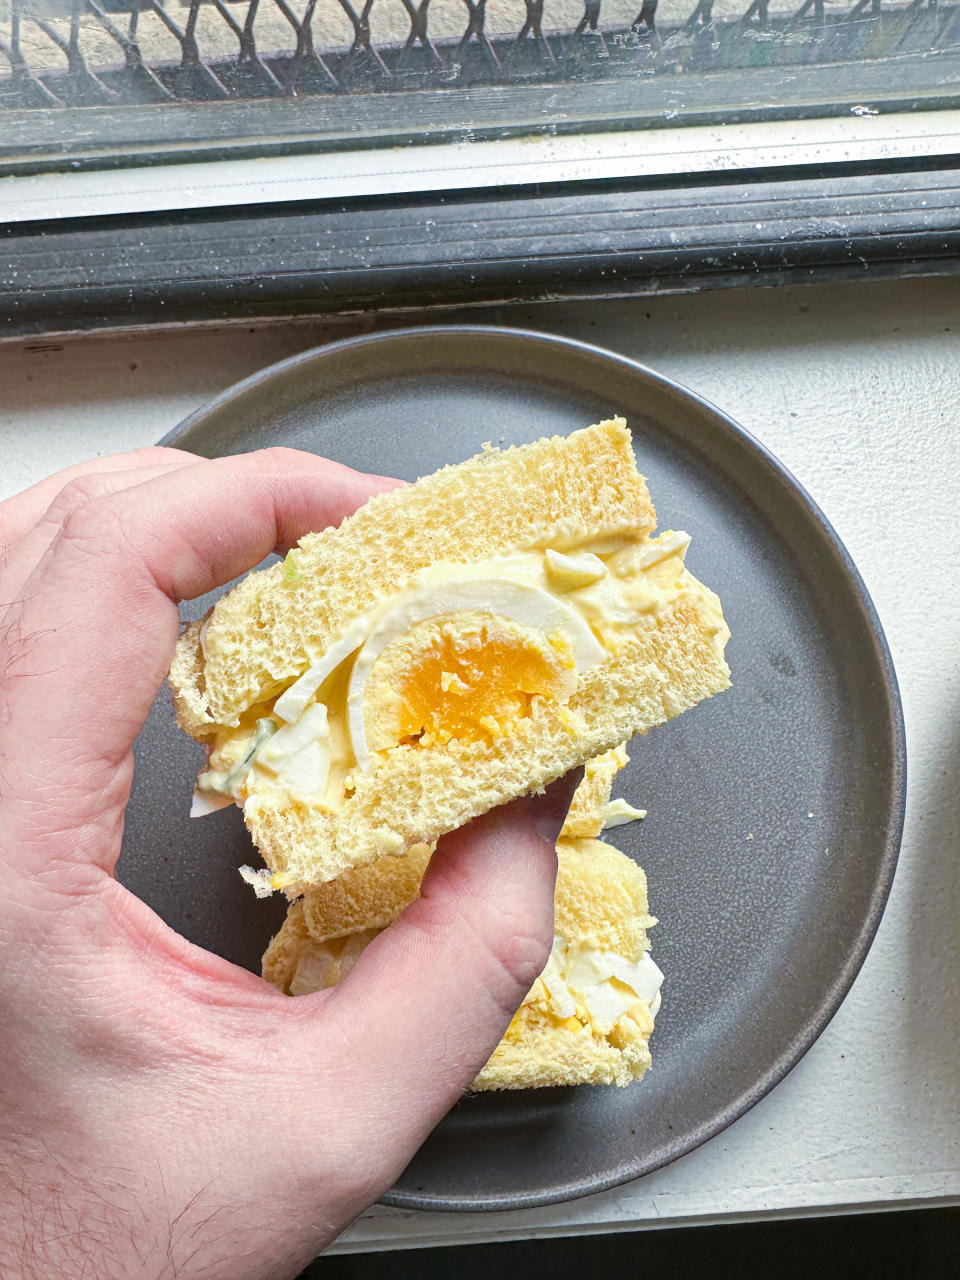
[263, 835, 661, 1090]
[169, 418, 729, 892]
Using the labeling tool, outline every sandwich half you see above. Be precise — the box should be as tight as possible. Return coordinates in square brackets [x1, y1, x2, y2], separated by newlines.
[170, 418, 729, 891]
[263, 836, 661, 1090]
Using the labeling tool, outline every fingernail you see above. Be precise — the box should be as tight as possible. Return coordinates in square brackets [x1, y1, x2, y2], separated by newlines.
[532, 767, 585, 846]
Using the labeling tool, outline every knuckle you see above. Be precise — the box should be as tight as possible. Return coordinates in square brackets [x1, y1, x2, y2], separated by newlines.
[48, 473, 117, 520]
[59, 489, 123, 554]
[420, 843, 555, 1006]
[407, 885, 553, 1005]
[129, 445, 185, 466]
[484, 919, 553, 994]
[37, 450, 186, 534]
[251, 445, 314, 472]
[439, 902, 552, 1016]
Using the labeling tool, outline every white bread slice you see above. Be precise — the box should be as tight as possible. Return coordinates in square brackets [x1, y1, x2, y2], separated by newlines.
[169, 419, 728, 892]
[275, 744, 628, 945]
[171, 419, 654, 738]
[262, 838, 659, 1090]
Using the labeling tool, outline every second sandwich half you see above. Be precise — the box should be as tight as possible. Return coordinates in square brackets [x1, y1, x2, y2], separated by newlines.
[263, 749, 662, 1089]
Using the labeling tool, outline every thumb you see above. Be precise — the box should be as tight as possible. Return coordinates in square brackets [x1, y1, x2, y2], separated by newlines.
[305, 769, 582, 1162]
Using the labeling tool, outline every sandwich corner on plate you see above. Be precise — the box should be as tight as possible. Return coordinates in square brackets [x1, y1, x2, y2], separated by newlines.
[168, 416, 731, 1090]
[264, 833, 662, 1091]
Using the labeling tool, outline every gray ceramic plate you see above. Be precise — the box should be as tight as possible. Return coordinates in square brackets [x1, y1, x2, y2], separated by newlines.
[122, 326, 905, 1212]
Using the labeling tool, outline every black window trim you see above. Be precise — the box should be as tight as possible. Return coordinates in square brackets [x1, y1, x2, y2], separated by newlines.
[4, 152, 960, 339]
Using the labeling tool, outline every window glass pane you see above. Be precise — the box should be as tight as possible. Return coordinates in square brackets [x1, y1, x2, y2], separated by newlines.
[2, 0, 958, 172]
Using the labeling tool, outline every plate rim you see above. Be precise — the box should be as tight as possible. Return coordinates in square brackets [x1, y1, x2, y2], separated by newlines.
[160, 324, 907, 1213]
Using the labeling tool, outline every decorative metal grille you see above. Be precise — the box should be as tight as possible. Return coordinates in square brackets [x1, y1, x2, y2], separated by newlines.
[0, 0, 956, 110]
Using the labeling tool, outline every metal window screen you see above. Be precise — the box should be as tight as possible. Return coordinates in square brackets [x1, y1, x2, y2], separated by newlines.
[2, 2, 960, 165]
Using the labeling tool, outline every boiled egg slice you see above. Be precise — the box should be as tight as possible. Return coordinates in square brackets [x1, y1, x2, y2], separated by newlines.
[345, 572, 606, 774]
[256, 702, 332, 798]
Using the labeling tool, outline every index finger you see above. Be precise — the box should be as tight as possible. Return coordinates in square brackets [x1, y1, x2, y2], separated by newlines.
[1, 455, 203, 607]
[0, 448, 401, 855]
[0, 446, 196, 552]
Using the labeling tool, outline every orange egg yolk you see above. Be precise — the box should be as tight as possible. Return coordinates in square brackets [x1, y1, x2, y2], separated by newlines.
[392, 629, 571, 746]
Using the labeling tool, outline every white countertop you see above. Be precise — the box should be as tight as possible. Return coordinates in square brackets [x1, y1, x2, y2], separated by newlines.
[2, 277, 958, 1252]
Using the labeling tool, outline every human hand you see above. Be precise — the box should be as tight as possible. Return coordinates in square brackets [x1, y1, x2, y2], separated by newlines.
[0, 446, 579, 1280]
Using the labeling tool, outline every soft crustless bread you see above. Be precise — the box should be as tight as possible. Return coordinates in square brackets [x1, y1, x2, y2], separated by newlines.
[169, 419, 730, 892]
[480, 833, 659, 1090]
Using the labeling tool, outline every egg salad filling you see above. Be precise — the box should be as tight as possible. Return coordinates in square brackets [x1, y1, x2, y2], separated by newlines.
[283, 925, 664, 1045]
[285, 927, 381, 997]
[192, 529, 725, 818]
[509, 935, 663, 1046]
